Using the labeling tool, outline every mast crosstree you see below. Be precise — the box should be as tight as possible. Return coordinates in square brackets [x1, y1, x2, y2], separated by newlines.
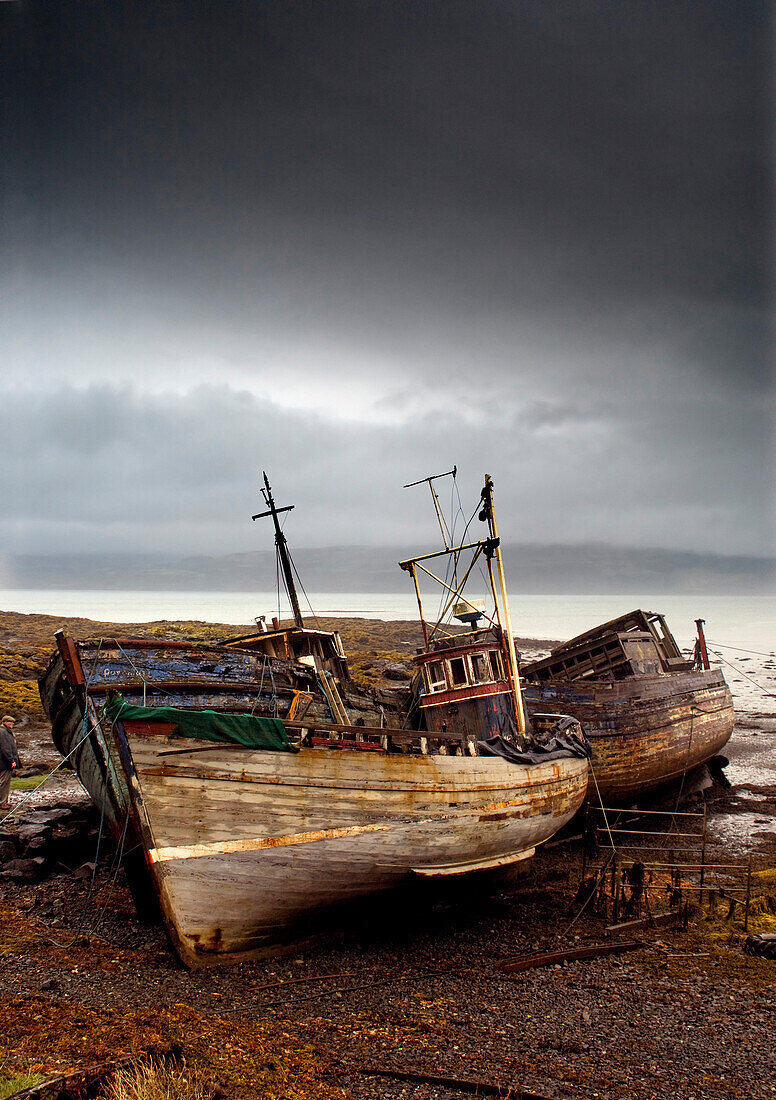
[252, 471, 304, 629]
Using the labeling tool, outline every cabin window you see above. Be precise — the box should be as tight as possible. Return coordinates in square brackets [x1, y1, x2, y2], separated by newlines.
[448, 657, 468, 686]
[425, 661, 447, 692]
[488, 650, 505, 680]
[470, 653, 492, 683]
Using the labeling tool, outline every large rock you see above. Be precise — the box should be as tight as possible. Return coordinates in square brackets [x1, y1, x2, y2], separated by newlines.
[22, 808, 73, 826]
[2, 857, 47, 882]
[0, 840, 18, 863]
[383, 663, 412, 681]
[17, 824, 51, 845]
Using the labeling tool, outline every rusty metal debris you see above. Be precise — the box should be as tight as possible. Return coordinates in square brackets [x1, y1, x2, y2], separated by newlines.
[744, 934, 776, 959]
[498, 940, 642, 973]
[606, 908, 685, 933]
[252, 971, 351, 993]
[360, 1064, 558, 1100]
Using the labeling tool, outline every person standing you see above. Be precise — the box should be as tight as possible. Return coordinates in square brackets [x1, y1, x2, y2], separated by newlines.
[0, 715, 20, 810]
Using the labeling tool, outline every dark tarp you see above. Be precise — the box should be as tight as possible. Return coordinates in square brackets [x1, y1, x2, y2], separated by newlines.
[478, 717, 591, 765]
[104, 695, 298, 753]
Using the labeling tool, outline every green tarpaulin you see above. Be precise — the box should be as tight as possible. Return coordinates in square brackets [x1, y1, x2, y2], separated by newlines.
[104, 695, 298, 753]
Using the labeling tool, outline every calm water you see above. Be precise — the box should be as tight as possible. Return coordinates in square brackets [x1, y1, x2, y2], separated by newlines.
[1, 589, 774, 652]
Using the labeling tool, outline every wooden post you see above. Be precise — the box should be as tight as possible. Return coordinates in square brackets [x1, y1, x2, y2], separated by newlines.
[612, 856, 621, 924]
[700, 804, 707, 906]
[406, 562, 429, 647]
[744, 855, 752, 932]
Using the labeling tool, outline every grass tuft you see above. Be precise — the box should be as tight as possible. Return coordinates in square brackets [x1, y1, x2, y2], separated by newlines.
[101, 1062, 210, 1100]
[10, 774, 45, 792]
[0, 1074, 45, 1098]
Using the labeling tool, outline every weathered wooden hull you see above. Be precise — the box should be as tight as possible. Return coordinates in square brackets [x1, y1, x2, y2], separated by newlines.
[117, 731, 590, 966]
[38, 636, 335, 836]
[522, 669, 734, 803]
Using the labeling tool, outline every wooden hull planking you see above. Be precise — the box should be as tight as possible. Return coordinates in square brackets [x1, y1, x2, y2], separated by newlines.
[38, 637, 337, 837]
[118, 731, 590, 967]
[522, 670, 734, 802]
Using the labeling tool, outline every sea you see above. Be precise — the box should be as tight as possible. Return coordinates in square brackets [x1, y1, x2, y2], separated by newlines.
[1, 589, 774, 654]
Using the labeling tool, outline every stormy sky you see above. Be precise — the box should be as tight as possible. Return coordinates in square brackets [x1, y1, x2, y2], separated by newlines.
[2, 1, 772, 564]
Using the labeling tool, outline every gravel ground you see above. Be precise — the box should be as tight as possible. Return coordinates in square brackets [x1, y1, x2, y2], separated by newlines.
[2, 776, 775, 1100]
[1, 660, 775, 1099]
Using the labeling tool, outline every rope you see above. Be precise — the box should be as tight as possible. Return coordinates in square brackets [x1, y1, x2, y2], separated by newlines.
[667, 705, 696, 825]
[0, 718, 98, 827]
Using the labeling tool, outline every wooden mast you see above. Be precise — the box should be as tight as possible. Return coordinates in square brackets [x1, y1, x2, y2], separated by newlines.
[479, 475, 527, 738]
[252, 472, 304, 629]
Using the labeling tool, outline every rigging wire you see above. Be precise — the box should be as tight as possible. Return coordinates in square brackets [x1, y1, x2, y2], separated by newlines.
[0, 716, 99, 827]
[288, 548, 321, 628]
[712, 651, 776, 700]
[708, 641, 776, 658]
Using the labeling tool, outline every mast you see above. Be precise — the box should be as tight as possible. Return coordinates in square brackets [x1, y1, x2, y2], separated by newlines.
[252, 471, 304, 629]
[479, 475, 527, 737]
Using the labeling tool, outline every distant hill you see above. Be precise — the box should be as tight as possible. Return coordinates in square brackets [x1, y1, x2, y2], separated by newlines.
[2, 544, 774, 594]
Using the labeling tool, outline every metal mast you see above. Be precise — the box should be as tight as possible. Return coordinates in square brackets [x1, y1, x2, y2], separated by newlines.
[252, 471, 304, 629]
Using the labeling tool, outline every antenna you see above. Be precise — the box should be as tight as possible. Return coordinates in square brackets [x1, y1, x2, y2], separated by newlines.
[252, 471, 303, 629]
[404, 466, 457, 548]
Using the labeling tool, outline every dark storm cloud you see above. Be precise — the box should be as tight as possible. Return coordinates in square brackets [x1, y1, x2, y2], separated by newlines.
[1, 1, 772, 561]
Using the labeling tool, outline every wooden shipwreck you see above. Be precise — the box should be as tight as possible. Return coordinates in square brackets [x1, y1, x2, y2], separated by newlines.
[39, 473, 589, 967]
[519, 609, 735, 803]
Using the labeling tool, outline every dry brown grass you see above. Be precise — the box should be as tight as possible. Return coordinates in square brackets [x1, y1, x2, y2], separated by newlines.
[101, 1061, 210, 1100]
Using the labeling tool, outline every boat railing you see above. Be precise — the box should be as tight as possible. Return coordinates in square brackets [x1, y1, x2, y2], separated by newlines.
[284, 718, 479, 756]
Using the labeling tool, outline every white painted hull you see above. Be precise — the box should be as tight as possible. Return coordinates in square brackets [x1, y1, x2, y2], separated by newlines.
[123, 736, 589, 966]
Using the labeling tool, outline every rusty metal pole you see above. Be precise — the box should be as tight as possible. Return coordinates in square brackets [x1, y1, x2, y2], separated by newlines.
[695, 618, 710, 670]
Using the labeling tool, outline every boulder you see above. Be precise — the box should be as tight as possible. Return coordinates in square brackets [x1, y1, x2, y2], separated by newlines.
[2, 857, 47, 882]
[383, 663, 412, 681]
[18, 824, 51, 845]
[21, 807, 73, 826]
[0, 840, 18, 863]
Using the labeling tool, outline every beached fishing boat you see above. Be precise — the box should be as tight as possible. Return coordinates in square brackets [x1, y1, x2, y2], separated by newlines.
[39, 473, 589, 967]
[519, 610, 735, 803]
[39, 475, 590, 966]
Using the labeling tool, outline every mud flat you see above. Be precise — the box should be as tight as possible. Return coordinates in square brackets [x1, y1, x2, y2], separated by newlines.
[1, 610, 775, 1099]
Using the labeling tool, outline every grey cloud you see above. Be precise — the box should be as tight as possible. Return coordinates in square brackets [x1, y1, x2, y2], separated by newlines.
[1, 381, 771, 559]
[2, 1, 770, 567]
